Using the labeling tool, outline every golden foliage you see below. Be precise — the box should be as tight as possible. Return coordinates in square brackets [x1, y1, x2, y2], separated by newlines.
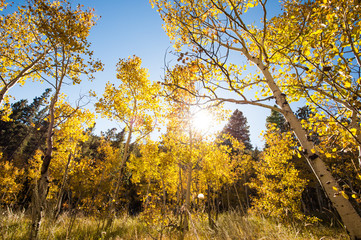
[0, 153, 24, 205]
[249, 125, 316, 222]
[96, 55, 161, 136]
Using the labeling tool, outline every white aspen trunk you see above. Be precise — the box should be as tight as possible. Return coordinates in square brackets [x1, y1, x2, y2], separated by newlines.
[255, 60, 361, 239]
[54, 152, 73, 219]
[30, 91, 58, 240]
[177, 164, 182, 212]
[105, 126, 133, 229]
[182, 128, 193, 235]
[183, 161, 192, 228]
[233, 183, 244, 213]
[357, 145, 361, 168]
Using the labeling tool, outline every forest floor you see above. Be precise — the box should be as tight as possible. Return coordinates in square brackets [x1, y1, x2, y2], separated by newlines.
[0, 209, 349, 240]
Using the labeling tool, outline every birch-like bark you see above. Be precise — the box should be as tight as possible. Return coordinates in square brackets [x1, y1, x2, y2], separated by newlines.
[253, 57, 361, 240]
[30, 88, 59, 240]
[105, 125, 133, 229]
[182, 128, 193, 235]
[54, 152, 73, 219]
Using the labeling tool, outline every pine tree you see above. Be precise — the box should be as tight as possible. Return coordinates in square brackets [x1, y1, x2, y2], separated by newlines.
[221, 109, 252, 150]
[219, 109, 253, 212]
[0, 89, 51, 164]
[266, 108, 288, 132]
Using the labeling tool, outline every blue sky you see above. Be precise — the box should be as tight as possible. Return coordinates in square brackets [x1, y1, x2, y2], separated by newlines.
[8, 0, 273, 148]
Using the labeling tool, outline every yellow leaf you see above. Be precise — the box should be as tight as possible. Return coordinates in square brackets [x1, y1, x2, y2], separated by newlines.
[246, 3, 255, 8]
[350, 128, 357, 135]
[341, 191, 349, 199]
[332, 186, 338, 191]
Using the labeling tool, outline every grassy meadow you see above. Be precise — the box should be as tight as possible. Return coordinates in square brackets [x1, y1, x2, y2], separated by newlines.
[0, 208, 349, 240]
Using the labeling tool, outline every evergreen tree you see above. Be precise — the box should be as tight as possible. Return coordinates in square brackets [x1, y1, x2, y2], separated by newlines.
[0, 89, 51, 164]
[221, 109, 252, 150]
[0, 89, 51, 207]
[219, 109, 253, 211]
[295, 106, 312, 121]
[266, 108, 288, 132]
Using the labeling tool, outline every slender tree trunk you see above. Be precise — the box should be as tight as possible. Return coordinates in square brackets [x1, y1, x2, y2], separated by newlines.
[207, 184, 215, 229]
[212, 190, 216, 220]
[181, 128, 193, 237]
[182, 161, 192, 232]
[105, 126, 133, 229]
[254, 59, 361, 239]
[30, 91, 58, 240]
[227, 188, 230, 211]
[233, 183, 244, 213]
[301, 197, 307, 214]
[243, 173, 250, 209]
[216, 190, 219, 221]
[161, 176, 167, 215]
[356, 145, 361, 170]
[54, 152, 73, 219]
[316, 185, 324, 211]
[176, 164, 182, 215]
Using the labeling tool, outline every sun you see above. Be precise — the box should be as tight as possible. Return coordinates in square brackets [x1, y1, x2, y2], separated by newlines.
[192, 110, 213, 133]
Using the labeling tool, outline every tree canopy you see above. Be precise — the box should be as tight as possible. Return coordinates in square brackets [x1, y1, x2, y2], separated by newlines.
[1, 1, 361, 239]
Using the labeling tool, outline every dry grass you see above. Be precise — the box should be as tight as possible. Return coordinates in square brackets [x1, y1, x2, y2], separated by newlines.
[0, 208, 349, 240]
[191, 211, 349, 240]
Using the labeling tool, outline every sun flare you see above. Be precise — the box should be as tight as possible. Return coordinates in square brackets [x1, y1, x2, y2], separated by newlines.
[192, 110, 213, 133]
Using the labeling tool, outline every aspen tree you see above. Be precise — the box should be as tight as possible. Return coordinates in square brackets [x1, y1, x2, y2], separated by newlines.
[49, 99, 95, 219]
[26, 1, 102, 238]
[95, 55, 161, 229]
[150, 0, 361, 238]
[249, 125, 311, 221]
